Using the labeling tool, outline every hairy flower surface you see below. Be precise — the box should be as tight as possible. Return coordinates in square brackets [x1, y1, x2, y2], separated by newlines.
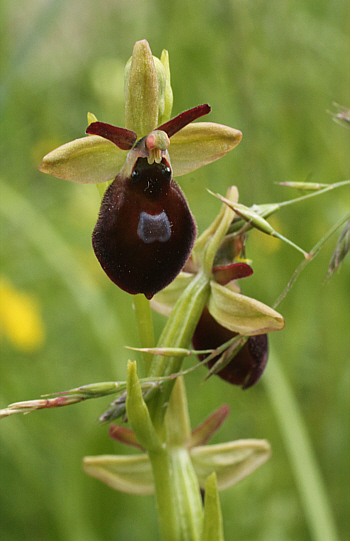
[39, 40, 242, 298]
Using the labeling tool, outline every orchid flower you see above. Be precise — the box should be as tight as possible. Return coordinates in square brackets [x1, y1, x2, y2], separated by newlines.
[39, 40, 242, 298]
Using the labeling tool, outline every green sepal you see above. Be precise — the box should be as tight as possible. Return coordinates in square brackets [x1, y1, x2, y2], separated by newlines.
[39, 135, 125, 184]
[83, 453, 153, 495]
[208, 280, 285, 335]
[202, 473, 224, 541]
[124, 40, 159, 136]
[191, 439, 271, 491]
[153, 56, 167, 123]
[170, 123, 242, 178]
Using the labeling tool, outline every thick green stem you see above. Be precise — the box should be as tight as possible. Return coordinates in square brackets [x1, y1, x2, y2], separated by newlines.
[149, 446, 203, 541]
[146, 380, 204, 541]
[148, 271, 210, 429]
[148, 447, 182, 541]
[132, 294, 155, 375]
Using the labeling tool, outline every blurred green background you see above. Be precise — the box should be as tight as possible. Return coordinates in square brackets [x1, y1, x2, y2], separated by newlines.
[1, 1, 349, 540]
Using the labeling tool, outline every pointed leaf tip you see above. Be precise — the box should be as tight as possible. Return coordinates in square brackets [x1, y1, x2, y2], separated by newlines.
[203, 473, 224, 541]
[126, 361, 161, 452]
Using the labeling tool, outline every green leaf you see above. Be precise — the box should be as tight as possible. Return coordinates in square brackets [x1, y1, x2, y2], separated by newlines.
[202, 473, 224, 541]
[39, 135, 126, 184]
[170, 122, 242, 177]
[83, 454, 154, 495]
[191, 439, 271, 490]
[208, 281, 285, 335]
[126, 361, 161, 452]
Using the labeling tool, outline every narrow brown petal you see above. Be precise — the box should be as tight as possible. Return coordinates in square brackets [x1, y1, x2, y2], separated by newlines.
[86, 122, 137, 150]
[109, 425, 144, 450]
[158, 104, 211, 138]
[190, 405, 230, 448]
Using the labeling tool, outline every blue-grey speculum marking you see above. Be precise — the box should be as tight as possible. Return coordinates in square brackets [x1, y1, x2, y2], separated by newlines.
[137, 211, 172, 244]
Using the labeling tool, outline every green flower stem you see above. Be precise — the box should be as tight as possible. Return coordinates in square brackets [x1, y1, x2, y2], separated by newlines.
[264, 346, 340, 541]
[146, 191, 235, 429]
[148, 447, 182, 540]
[130, 282, 208, 541]
[126, 361, 202, 541]
[132, 294, 155, 376]
[148, 270, 211, 430]
[152, 379, 204, 541]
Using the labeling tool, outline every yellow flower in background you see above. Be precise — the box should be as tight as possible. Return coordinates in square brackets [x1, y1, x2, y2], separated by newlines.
[0, 277, 45, 352]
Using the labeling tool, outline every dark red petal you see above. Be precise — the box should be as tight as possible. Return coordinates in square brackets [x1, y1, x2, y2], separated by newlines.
[212, 262, 253, 285]
[192, 307, 268, 388]
[109, 425, 144, 450]
[92, 158, 196, 299]
[157, 104, 211, 138]
[86, 122, 137, 150]
[190, 405, 230, 447]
